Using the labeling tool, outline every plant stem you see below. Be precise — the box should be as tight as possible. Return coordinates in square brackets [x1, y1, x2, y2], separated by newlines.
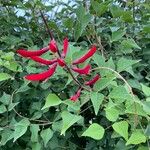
[40, 10, 53, 40]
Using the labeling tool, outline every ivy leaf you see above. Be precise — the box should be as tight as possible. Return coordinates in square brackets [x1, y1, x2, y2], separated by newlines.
[142, 101, 150, 115]
[30, 124, 39, 143]
[13, 118, 30, 142]
[0, 73, 12, 81]
[109, 86, 132, 103]
[141, 84, 150, 97]
[82, 123, 105, 140]
[125, 102, 147, 117]
[90, 92, 104, 115]
[40, 128, 53, 147]
[0, 129, 14, 145]
[126, 130, 146, 145]
[111, 29, 125, 42]
[94, 75, 115, 91]
[112, 121, 128, 141]
[31, 142, 41, 150]
[0, 104, 7, 113]
[117, 58, 140, 72]
[92, 1, 109, 16]
[61, 111, 82, 135]
[105, 106, 119, 122]
[42, 94, 62, 110]
[121, 39, 141, 50]
[0, 93, 11, 105]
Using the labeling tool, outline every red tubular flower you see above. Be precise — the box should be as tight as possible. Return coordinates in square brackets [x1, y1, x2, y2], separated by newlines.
[49, 39, 58, 53]
[57, 58, 66, 67]
[70, 88, 81, 102]
[30, 56, 57, 65]
[16, 47, 49, 57]
[61, 38, 69, 58]
[72, 64, 91, 75]
[72, 46, 96, 65]
[25, 63, 57, 81]
[85, 74, 100, 86]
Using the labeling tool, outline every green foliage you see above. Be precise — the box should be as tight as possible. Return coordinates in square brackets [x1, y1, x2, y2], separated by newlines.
[82, 123, 105, 140]
[0, 0, 149, 149]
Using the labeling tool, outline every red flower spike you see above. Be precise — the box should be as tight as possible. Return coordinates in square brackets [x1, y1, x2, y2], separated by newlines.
[57, 58, 66, 67]
[70, 88, 81, 102]
[30, 56, 57, 65]
[72, 64, 91, 75]
[61, 38, 69, 58]
[85, 74, 100, 86]
[73, 46, 96, 65]
[25, 63, 57, 81]
[49, 39, 58, 53]
[17, 46, 49, 57]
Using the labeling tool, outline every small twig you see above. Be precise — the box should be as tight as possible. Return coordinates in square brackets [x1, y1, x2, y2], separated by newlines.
[10, 90, 52, 125]
[94, 30, 105, 58]
[40, 10, 53, 40]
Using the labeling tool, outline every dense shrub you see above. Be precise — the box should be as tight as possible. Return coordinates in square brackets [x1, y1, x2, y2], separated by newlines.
[0, 0, 150, 149]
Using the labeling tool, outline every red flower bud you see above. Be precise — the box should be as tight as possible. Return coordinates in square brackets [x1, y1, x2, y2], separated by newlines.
[25, 63, 57, 81]
[16, 47, 49, 57]
[57, 58, 66, 67]
[85, 74, 100, 86]
[73, 46, 96, 65]
[70, 88, 81, 102]
[61, 38, 69, 58]
[49, 39, 58, 53]
[30, 56, 57, 65]
[72, 64, 91, 75]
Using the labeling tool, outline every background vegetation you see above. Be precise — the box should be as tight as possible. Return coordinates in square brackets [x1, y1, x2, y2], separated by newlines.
[0, 0, 150, 149]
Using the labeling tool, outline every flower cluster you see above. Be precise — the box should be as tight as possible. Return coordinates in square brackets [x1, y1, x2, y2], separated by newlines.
[17, 38, 100, 101]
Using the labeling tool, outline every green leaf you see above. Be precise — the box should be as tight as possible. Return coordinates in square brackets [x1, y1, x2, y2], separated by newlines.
[112, 121, 128, 141]
[141, 84, 150, 97]
[0, 129, 14, 145]
[121, 11, 133, 23]
[3, 61, 22, 72]
[30, 124, 39, 143]
[90, 92, 104, 115]
[1, 52, 14, 61]
[13, 118, 30, 142]
[110, 5, 123, 18]
[8, 102, 19, 111]
[94, 75, 115, 91]
[125, 102, 147, 117]
[142, 101, 150, 114]
[74, 6, 91, 40]
[0, 104, 7, 113]
[111, 29, 125, 42]
[121, 39, 141, 50]
[117, 57, 140, 72]
[61, 111, 82, 135]
[82, 123, 104, 140]
[93, 53, 105, 67]
[105, 107, 119, 122]
[0, 73, 12, 81]
[109, 86, 132, 103]
[31, 142, 41, 150]
[126, 130, 146, 145]
[76, 5, 85, 21]
[0, 93, 11, 105]
[40, 128, 53, 147]
[42, 94, 62, 110]
[92, 1, 109, 16]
